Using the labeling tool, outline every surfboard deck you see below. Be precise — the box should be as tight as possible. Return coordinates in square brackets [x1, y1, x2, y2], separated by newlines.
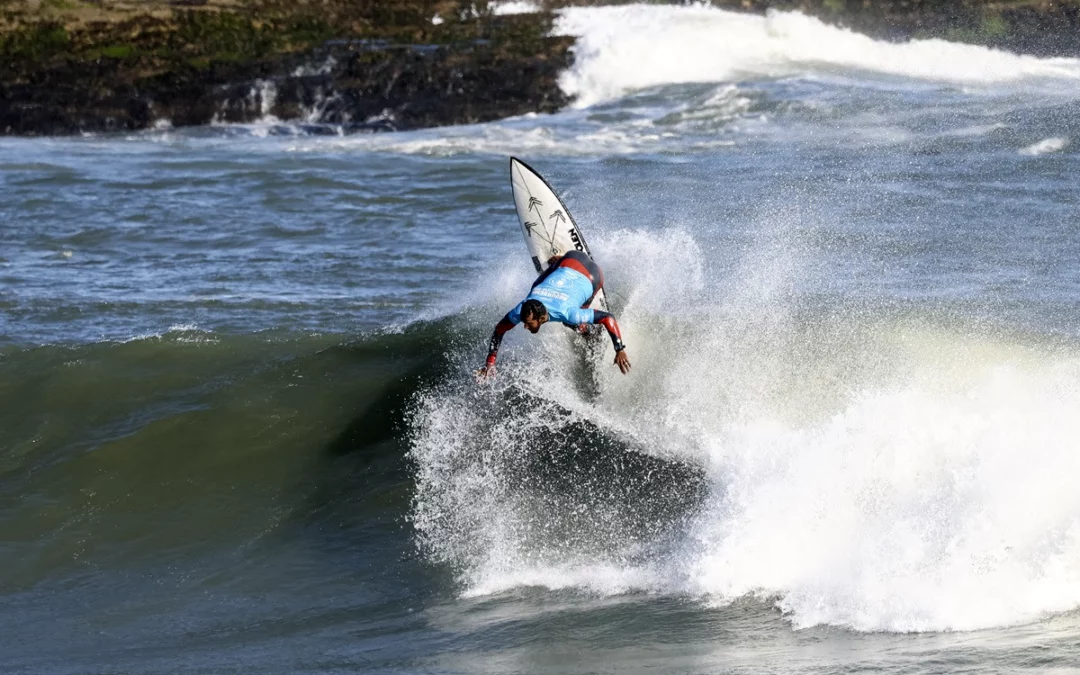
[509, 157, 609, 313]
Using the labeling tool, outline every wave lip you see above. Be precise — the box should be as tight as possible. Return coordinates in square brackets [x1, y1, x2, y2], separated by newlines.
[555, 5, 1080, 107]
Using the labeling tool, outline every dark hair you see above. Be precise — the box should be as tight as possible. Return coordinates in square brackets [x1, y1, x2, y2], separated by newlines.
[521, 299, 547, 321]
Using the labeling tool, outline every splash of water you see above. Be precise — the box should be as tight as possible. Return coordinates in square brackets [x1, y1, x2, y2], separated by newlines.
[409, 223, 1080, 633]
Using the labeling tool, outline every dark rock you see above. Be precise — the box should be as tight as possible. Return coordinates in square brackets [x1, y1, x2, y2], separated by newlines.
[0, 2, 573, 136]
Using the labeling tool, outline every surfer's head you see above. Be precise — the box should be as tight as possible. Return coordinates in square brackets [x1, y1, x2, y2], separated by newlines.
[520, 299, 548, 333]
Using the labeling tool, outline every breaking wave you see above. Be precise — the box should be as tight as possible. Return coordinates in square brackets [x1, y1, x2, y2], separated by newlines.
[409, 227, 1080, 633]
[555, 5, 1080, 107]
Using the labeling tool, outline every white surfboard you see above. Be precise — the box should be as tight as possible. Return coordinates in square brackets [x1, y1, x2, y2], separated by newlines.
[509, 157, 609, 312]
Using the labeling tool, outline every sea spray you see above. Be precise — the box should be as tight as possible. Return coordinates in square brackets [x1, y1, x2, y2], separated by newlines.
[408, 223, 1080, 632]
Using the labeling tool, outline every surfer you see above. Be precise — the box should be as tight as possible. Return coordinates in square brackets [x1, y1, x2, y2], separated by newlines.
[478, 250, 631, 378]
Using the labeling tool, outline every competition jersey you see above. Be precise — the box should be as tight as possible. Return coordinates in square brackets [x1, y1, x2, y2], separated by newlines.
[485, 251, 623, 367]
[507, 266, 595, 327]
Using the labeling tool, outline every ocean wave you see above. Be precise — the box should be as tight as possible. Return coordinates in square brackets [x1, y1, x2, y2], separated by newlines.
[409, 226, 1080, 633]
[0, 325, 450, 592]
[555, 5, 1080, 107]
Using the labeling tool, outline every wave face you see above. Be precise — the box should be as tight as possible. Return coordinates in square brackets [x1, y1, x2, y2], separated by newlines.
[0, 326, 445, 592]
[556, 5, 1080, 107]
[409, 227, 1080, 633]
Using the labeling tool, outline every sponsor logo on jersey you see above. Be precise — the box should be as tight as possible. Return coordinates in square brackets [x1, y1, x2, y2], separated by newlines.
[532, 288, 569, 301]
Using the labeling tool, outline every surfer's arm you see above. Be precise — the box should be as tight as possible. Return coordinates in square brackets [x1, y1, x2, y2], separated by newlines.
[485, 314, 517, 367]
[481, 301, 525, 376]
[591, 310, 631, 374]
[590, 310, 625, 352]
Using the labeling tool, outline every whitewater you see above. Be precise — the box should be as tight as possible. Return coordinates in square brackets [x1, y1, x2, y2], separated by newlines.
[406, 2, 1080, 637]
[4, 3, 1080, 674]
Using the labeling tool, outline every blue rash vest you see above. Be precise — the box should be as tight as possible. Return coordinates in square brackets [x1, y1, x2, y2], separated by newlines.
[484, 250, 624, 367]
[507, 265, 595, 327]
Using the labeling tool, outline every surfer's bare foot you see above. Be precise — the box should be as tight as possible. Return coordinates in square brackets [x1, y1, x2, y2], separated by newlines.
[614, 350, 631, 374]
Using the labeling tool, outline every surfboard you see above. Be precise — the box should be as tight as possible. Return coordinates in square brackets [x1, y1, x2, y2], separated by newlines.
[509, 157, 608, 312]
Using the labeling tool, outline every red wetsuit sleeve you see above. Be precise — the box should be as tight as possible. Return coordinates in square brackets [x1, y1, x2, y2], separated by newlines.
[592, 310, 625, 352]
[486, 315, 517, 365]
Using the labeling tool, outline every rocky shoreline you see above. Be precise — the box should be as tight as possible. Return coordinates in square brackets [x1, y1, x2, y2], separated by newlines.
[0, 0, 573, 136]
[2, 0, 1079, 137]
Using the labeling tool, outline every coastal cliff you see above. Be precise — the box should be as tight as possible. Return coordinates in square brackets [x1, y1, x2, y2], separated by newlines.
[2, 0, 1079, 136]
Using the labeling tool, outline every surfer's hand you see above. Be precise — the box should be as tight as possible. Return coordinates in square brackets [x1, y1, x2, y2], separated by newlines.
[475, 364, 496, 382]
[614, 350, 631, 374]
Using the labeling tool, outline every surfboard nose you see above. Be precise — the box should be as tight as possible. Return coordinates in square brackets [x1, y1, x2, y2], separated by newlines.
[509, 157, 609, 312]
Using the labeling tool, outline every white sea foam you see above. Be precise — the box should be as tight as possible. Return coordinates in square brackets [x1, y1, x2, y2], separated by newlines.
[491, 0, 541, 15]
[292, 55, 337, 78]
[282, 119, 711, 157]
[118, 324, 218, 344]
[1020, 137, 1069, 155]
[555, 5, 1080, 107]
[409, 224, 1080, 633]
